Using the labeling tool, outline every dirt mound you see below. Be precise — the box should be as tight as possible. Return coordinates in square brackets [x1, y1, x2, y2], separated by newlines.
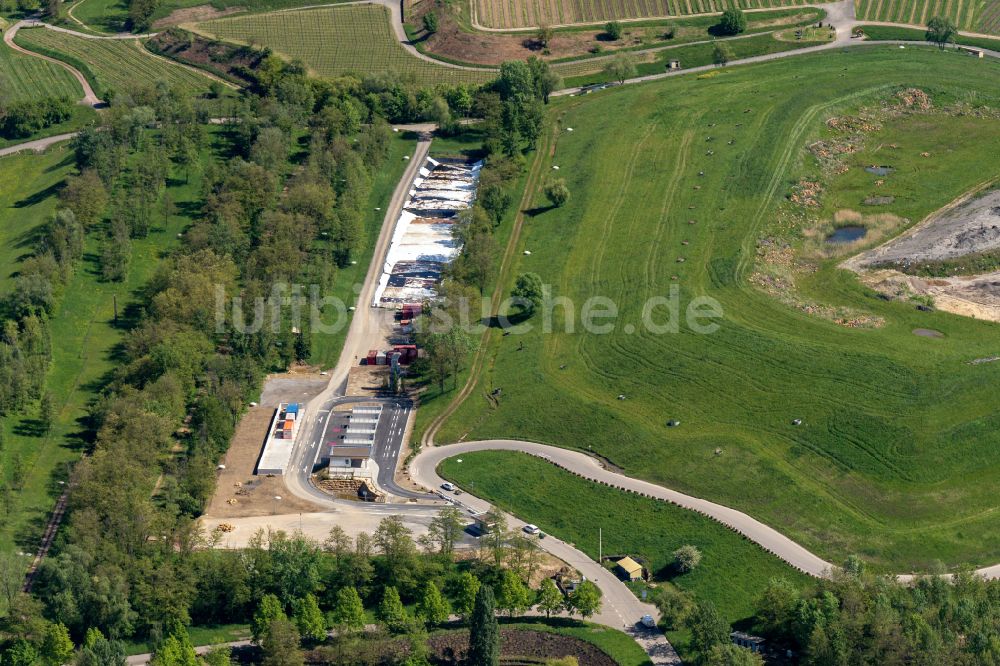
[430, 628, 618, 666]
[854, 189, 1000, 267]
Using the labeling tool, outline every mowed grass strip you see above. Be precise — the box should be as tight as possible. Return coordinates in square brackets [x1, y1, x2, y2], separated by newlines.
[192, 5, 494, 86]
[0, 38, 81, 102]
[14, 28, 214, 97]
[440, 451, 813, 624]
[435, 47, 1000, 571]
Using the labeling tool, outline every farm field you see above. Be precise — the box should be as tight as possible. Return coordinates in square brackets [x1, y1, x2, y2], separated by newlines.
[0, 38, 82, 103]
[440, 452, 814, 626]
[13, 27, 216, 98]
[473, 0, 819, 29]
[190, 5, 494, 86]
[855, 0, 1000, 35]
[0, 131, 222, 555]
[434, 46, 1000, 572]
[64, 0, 348, 33]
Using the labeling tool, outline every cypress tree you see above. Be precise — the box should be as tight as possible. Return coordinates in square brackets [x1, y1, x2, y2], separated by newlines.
[468, 585, 499, 666]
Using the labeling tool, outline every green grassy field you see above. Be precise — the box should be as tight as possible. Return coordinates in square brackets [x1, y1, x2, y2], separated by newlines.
[0, 131, 225, 554]
[14, 27, 216, 98]
[433, 46, 1000, 572]
[855, 0, 1000, 35]
[0, 38, 82, 103]
[191, 5, 494, 86]
[441, 452, 813, 623]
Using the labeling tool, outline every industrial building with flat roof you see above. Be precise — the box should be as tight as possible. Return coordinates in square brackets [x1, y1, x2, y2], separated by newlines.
[256, 403, 301, 475]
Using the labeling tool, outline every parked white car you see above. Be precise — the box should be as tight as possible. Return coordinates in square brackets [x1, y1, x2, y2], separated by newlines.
[523, 524, 540, 535]
[640, 614, 656, 628]
[440, 482, 455, 492]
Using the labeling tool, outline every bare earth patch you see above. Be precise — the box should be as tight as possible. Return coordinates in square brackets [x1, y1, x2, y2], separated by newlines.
[844, 187, 1000, 321]
[153, 4, 244, 28]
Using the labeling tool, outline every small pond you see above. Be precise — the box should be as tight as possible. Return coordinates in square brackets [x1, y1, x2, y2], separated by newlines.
[865, 165, 895, 176]
[827, 226, 868, 243]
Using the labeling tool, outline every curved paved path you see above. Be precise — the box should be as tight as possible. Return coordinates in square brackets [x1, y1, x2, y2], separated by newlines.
[0, 132, 79, 158]
[409, 441, 679, 663]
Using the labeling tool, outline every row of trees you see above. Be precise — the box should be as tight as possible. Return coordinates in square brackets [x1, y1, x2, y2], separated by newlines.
[128, 515, 602, 666]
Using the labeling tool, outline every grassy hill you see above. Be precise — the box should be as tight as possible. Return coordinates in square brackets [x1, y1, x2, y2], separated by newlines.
[191, 5, 494, 86]
[434, 46, 1000, 572]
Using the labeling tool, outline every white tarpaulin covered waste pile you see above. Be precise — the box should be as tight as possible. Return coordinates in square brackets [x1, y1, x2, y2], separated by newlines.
[373, 157, 482, 307]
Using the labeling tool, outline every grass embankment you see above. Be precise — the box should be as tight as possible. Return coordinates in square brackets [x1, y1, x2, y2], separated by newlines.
[860, 24, 1000, 52]
[556, 30, 832, 86]
[14, 27, 217, 98]
[308, 132, 418, 368]
[433, 47, 1000, 572]
[405, 6, 823, 68]
[441, 452, 812, 624]
[0, 130, 227, 554]
[191, 5, 494, 87]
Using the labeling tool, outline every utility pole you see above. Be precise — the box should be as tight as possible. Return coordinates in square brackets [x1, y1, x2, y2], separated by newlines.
[599, 527, 602, 564]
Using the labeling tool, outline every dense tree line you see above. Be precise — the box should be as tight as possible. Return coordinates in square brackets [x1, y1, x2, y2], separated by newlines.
[0, 58, 419, 661]
[0, 96, 73, 139]
[653, 556, 1000, 665]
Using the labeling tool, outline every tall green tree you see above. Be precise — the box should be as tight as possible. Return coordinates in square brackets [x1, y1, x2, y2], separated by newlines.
[468, 585, 499, 666]
[536, 578, 563, 618]
[603, 54, 636, 84]
[427, 506, 465, 555]
[496, 569, 531, 618]
[718, 8, 746, 35]
[417, 581, 451, 626]
[510, 272, 544, 317]
[292, 593, 327, 642]
[926, 15, 958, 47]
[261, 618, 303, 666]
[687, 601, 730, 664]
[567, 581, 602, 619]
[376, 586, 409, 634]
[330, 587, 366, 633]
[453, 572, 481, 620]
[252, 594, 286, 643]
